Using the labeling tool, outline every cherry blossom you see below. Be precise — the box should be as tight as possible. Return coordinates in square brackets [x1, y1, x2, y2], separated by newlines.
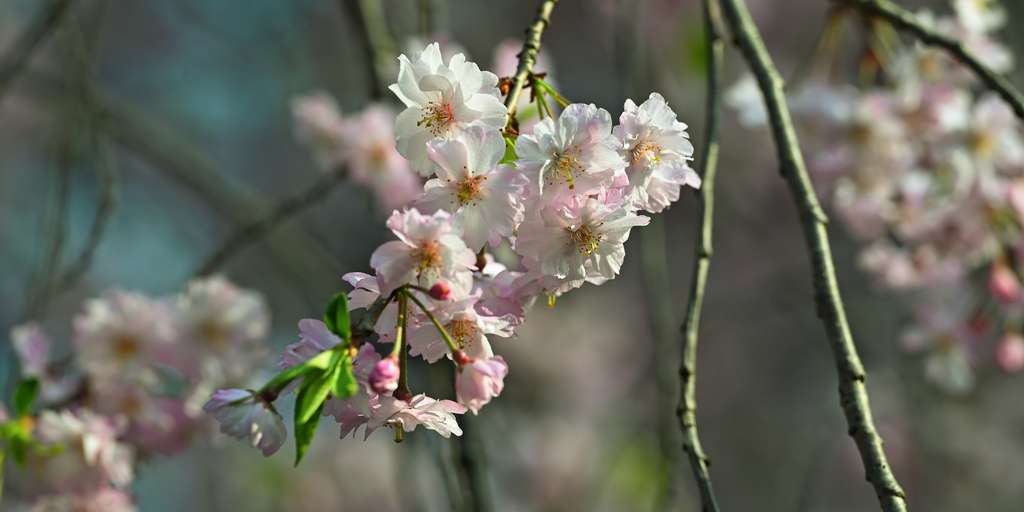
[203, 388, 287, 457]
[370, 208, 476, 296]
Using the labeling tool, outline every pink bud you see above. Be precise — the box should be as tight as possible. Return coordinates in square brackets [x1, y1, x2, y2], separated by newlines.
[989, 261, 1022, 304]
[369, 356, 400, 395]
[429, 282, 453, 301]
[453, 349, 472, 367]
[996, 333, 1024, 373]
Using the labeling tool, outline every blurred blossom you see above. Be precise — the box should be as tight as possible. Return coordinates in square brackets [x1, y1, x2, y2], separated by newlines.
[728, 0, 1023, 392]
[32, 409, 135, 493]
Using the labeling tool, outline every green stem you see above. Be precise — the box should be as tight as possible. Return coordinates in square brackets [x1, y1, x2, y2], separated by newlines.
[718, 0, 907, 510]
[503, 0, 559, 128]
[405, 289, 460, 356]
[676, 1, 724, 511]
[844, 0, 1024, 121]
[395, 293, 411, 398]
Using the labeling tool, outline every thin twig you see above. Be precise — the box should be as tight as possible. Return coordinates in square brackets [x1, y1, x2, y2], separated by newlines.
[676, 1, 724, 511]
[338, 0, 396, 100]
[844, 0, 1024, 121]
[0, 0, 75, 102]
[503, 0, 559, 126]
[193, 168, 347, 277]
[54, 135, 119, 292]
[718, 0, 907, 510]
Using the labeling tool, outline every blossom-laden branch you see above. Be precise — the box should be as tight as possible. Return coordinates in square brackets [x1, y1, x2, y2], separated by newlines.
[0, 0, 75, 102]
[503, 0, 559, 128]
[843, 0, 1024, 121]
[676, 1, 724, 511]
[717, 0, 908, 510]
[192, 167, 347, 277]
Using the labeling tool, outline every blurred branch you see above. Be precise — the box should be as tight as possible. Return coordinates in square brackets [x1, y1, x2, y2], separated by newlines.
[338, 0, 397, 99]
[18, 71, 343, 286]
[843, 0, 1024, 121]
[503, 0, 559, 125]
[718, 0, 908, 510]
[54, 136, 119, 292]
[452, 414, 493, 512]
[675, 1, 724, 511]
[0, 0, 75, 103]
[193, 168, 346, 277]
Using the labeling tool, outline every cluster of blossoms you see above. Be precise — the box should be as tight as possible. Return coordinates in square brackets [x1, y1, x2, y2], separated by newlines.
[727, 0, 1024, 393]
[208, 41, 700, 457]
[2, 276, 270, 510]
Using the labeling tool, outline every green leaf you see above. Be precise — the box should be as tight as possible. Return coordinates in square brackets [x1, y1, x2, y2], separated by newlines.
[261, 363, 311, 395]
[13, 378, 39, 417]
[501, 135, 518, 164]
[323, 293, 351, 343]
[294, 370, 333, 425]
[332, 352, 358, 399]
[293, 401, 323, 467]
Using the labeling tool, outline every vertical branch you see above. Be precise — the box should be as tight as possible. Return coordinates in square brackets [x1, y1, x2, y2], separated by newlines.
[338, 0, 397, 99]
[503, 0, 559, 124]
[717, 0, 908, 510]
[676, 1, 724, 511]
[452, 414, 493, 512]
[0, 0, 75, 102]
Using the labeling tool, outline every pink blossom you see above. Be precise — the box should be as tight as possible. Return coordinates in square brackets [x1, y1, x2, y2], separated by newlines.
[203, 388, 286, 457]
[339, 104, 422, 211]
[33, 409, 135, 492]
[415, 125, 527, 251]
[407, 295, 513, 363]
[364, 394, 467, 439]
[291, 91, 346, 170]
[456, 356, 509, 414]
[370, 208, 476, 296]
[11, 323, 50, 378]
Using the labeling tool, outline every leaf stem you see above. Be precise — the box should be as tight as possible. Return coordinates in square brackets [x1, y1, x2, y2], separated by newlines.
[404, 289, 460, 356]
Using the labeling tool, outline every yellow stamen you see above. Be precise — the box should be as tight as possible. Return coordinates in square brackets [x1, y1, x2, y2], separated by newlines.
[568, 225, 602, 256]
[417, 101, 456, 136]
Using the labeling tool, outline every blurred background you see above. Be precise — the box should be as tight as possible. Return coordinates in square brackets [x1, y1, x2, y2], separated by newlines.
[2, 0, 1024, 510]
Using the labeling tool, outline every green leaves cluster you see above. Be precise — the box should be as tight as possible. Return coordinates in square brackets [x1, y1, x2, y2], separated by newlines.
[1, 378, 62, 502]
[290, 293, 359, 466]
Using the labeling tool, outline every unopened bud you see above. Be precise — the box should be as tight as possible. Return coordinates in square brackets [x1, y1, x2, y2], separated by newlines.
[369, 356, 400, 395]
[989, 261, 1022, 304]
[453, 350, 472, 367]
[429, 282, 453, 301]
[997, 333, 1024, 373]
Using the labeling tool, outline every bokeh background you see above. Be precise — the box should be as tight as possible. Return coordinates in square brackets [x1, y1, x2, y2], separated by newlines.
[3, 0, 1024, 510]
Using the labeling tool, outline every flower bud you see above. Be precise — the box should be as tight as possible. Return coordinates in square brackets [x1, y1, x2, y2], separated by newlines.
[996, 333, 1024, 373]
[429, 281, 453, 301]
[453, 349, 472, 367]
[989, 261, 1021, 304]
[369, 356, 400, 395]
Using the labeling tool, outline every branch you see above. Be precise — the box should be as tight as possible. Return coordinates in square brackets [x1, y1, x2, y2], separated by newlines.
[503, 0, 559, 126]
[193, 168, 346, 277]
[0, 0, 75, 102]
[338, 0, 396, 100]
[676, 1, 724, 511]
[452, 413, 493, 512]
[54, 135, 119, 293]
[717, 0, 908, 510]
[844, 0, 1024, 121]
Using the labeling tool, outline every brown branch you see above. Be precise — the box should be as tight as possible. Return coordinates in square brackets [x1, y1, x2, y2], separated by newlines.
[503, 0, 559, 127]
[718, 0, 908, 510]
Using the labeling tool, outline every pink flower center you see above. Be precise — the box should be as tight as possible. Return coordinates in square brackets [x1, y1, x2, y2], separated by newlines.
[418, 101, 456, 136]
[547, 147, 584, 190]
[568, 224, 602, 256]
[415, 240, 443, 272]
[630, 141, 662, 165]
[447, 319, 478, 349]
[456, 175, 487, 206]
